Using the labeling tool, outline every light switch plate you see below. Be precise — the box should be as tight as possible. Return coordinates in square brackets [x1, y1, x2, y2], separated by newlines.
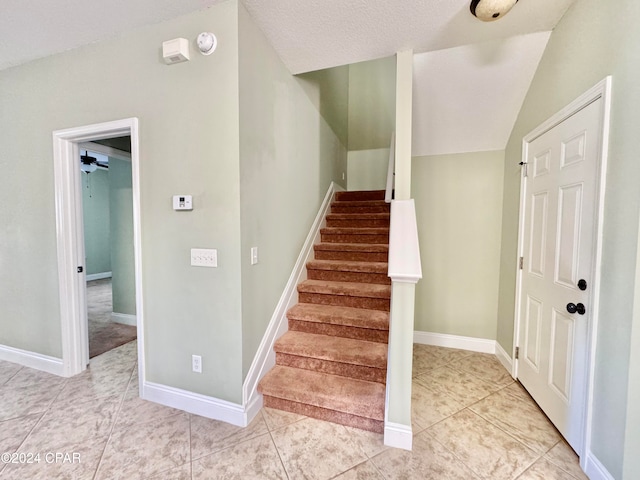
[191, 248, 217, 267]
[251, 247, 258, 265]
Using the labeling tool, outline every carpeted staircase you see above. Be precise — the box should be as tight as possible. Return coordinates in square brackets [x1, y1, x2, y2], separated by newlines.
[257, 190, 390, 433]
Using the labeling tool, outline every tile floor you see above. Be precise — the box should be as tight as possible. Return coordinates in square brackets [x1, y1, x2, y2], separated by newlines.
[0, 341, 589, 479]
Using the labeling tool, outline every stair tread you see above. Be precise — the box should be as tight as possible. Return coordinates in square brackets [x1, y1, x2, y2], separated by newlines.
[306, 259, 388, 274]
[298, 279, 391, 299]
[326, 213, 390, 220]
[321, 227, 389, 234]
[275, 331, 387, 368]
[258, 366, 385, 420]
[332, 200, 389, 207]
[287, 303, 389, 330]
[335, 190, 386, 201]
[314, 243, 389, 252]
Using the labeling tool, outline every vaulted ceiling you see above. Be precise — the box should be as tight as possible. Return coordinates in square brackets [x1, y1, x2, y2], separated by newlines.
[0, 0, 576, 155]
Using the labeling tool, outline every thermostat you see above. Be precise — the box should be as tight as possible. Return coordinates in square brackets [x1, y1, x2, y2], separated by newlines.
[173, 195, 193, 211]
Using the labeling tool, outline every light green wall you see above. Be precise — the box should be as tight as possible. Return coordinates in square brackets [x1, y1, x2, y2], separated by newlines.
[0, 1, 244, 401]
[347, 148, 389, 191]
[496, 0, 640, 475]
[348, 56, 396, 151]
[238, 3, 346, 377]
[413, 151, 504, 339]
[625, 230, 640, 479]
[298, 66, 349, 148]
[82, 169, 111, 275]
[109, 157, 136, 317]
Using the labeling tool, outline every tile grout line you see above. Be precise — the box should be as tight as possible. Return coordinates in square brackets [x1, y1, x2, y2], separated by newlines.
[91, 359, 137, 480]
[263, 410, 291, 480]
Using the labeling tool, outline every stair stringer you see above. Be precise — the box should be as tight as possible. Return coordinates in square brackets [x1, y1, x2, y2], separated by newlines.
[242, 181, 344, 422]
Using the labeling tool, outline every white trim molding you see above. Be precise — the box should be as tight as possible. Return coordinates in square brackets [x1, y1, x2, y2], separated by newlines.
[86, 271, 112, 281]
[583, 452, 615, 480]
[110, 313, 137, 326]
[384, 421, 413, 450]
[53, 117, 144, 383]
[414, 331, 496, 354]
[241, 182, 343, 420]
[495, 341, 514, 377]
[0, 344, 65, 376]
[143, 381, 249, 427]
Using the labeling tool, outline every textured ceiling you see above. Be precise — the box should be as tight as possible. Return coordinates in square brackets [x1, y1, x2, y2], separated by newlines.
[242, 0, 575, 74]
[0, 0, 575, 74]
[0, 0, 574, 155]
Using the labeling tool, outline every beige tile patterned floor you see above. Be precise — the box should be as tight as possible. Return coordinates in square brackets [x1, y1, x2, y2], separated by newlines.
[0, 341, 589, 479]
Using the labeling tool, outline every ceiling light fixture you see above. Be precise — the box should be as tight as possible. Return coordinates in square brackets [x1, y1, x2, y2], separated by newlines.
[80, 151, 98, 173]
[470, 0, 519, 22]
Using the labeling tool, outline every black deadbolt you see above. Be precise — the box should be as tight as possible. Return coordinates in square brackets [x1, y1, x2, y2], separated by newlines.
[77, 266, 84, 273]
[578, 279, 587, 291]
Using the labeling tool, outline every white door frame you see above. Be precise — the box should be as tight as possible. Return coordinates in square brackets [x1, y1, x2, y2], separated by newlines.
[513, 77, 612, 463]
[53, 118, 144, 386]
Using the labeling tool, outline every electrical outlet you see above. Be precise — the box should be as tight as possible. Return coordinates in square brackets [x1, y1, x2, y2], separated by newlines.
[191, 248, 217, 267]
[192, 354, 202, 373]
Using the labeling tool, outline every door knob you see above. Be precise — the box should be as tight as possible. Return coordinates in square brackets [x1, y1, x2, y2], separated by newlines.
[566, 303, 586, 315]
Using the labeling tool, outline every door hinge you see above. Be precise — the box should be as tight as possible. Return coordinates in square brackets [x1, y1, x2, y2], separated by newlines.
[519, 161, 528, 177]
[77, 266, 84, 273]
[519, 257, 524, 270]
[515, 347, 520, 360]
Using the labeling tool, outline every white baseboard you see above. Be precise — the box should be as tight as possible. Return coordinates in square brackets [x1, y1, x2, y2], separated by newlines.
[495, 342, 514, 377]
[111, 313, 137, 326]
[414, 331, 496, 354]
[242, 182, 342, 413]
[86, 271, 112, 281]
[0, 344, 65, 377]
[142, 381, 249, 427]
[583, 451, 614, 480]
[384, 421, 413, 450]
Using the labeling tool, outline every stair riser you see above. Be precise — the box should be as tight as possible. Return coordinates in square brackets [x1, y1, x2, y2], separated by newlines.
[314, 250, 388, 262]
[326, 218, 390, 228]
[275, 353, 386, 384]
[262, 396, 384, 433]
[299, 293, 390, 311]
[307, 269, 391, 285]
[331, 205, 390, 214]
[288, 319, 389, 343]
[321, 233, 389, 244]
[335, 191, 386, 202]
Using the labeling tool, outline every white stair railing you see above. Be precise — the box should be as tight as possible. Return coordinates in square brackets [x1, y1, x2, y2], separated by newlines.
[384, 198, 422, 450]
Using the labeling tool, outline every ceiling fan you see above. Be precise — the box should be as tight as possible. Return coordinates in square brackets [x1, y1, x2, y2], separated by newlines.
[80, 151, 108, 173]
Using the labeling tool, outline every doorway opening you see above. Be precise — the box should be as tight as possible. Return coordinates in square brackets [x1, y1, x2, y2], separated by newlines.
[53, 118, 144, 385]
[79, 140, 138, 359]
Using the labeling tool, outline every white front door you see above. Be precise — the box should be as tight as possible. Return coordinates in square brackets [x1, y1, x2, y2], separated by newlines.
[517, 98, 604, 454]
